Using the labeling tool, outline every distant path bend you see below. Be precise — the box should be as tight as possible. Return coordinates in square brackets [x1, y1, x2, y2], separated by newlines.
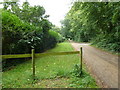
[70, 42, 118, 88]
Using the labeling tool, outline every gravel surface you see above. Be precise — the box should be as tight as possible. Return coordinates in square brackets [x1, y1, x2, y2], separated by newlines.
[70, 42, 118, 88]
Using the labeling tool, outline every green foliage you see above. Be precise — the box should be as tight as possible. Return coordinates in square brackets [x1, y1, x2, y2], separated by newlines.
[69, 64, 98, 88]
[2, 10, 30, 54]
[70, 64, 81, 77]
[61, 2, 120, 53]
[2, 9, 57, 69]
[91, 33, 120, 52]
[49, 30, 65, 43]
[3, 1, 52, 33]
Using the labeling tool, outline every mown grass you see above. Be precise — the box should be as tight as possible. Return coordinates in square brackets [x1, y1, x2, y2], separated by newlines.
[2, 42, 98, 88]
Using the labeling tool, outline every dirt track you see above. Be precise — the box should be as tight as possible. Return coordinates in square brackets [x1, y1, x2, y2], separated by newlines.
[70, 42, 118, 88]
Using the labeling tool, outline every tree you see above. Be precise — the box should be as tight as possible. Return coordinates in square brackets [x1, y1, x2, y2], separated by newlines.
[61, 2, 120, 52]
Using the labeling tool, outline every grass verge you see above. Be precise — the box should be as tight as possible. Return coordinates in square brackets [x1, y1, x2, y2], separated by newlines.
[2, 42, 98, 88]
[91, 44, 120, 56]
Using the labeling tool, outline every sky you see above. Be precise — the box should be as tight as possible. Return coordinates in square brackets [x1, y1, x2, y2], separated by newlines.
[0, 0, 73, 27]
[24, 0, 72, 27]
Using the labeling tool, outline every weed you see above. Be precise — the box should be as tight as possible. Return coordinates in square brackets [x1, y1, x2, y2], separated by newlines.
[69, 64, 98, 88]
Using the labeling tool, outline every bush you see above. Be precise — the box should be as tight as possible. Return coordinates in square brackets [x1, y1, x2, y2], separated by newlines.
[49, 30, 65, 43]
[2, 10, 57, 70]
[91, 33, 120, 53]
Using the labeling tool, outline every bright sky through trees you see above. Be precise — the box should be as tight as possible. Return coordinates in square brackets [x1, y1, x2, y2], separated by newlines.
[20, 0, 72, 27]
[0, 0, 72, 27]
[21, 0, 71, 26]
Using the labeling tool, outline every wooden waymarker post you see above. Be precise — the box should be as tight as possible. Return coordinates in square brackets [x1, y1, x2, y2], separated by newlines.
[32, 49, 35, 79]
[80, 47, 83, 76]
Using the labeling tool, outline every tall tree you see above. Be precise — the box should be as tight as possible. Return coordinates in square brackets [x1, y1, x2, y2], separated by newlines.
[61, 2, 120, 52]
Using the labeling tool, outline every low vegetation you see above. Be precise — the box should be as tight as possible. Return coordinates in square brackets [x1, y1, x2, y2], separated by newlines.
[2, 42, 98, 88]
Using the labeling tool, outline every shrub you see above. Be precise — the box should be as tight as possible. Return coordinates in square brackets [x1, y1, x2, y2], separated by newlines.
[49, 30, 65, 43]
[2, 10, 57, 70]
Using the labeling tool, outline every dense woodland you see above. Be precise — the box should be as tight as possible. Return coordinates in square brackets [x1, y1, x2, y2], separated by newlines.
[61, 2, 120, 53]
[2, 1, 64, 69]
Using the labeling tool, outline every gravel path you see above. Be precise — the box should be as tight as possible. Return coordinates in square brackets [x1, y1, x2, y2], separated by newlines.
[70, 42, 118, 88]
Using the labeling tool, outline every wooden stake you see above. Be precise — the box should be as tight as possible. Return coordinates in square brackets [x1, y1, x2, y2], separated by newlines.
[80, 47, 83, 76]
[32, 49, 35, 79]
